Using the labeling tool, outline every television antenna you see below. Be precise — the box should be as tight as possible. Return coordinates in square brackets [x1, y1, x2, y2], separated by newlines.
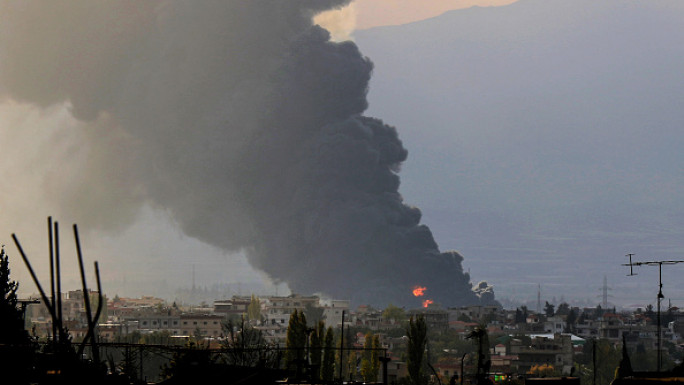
[622, 255, 684, 372]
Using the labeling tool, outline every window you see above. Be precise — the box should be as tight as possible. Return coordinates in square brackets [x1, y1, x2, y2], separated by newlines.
[183, 321, 188, 325]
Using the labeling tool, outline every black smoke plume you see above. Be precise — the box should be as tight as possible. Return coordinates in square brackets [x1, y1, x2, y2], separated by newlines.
[0, 0, 494, 307]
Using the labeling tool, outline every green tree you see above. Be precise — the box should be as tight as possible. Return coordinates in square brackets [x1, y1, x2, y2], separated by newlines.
[372, 335, 381, 380]
[407, 316, 428, 385]
[221, 316, 276, 367]
[284, 310, 307, 370]
[0, 247, 27, 344]
[361, 333, 374, 382]
[361, 334, 381, 382]
[556, 302, 570, 316]
[337, 330, 353, 379]
[139, 330, 173, 345]
[309, 321, 324, 380]
[347, 344, 358, 381]
[575, 339, 620, 385]
[644, 305, 654, 322]
[565, 309, 577, 333]
[383, 303, 406, 324]
[544, 301, 555, 317]
[247, 294, 261, 322]
[321, 326, 335, 381]
[466, 325, 490, 382]
[0, 246, 32, 383]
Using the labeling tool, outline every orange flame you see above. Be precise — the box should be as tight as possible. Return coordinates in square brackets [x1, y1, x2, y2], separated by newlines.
[423, 299, 434, 308]
[412, 286, 427, 297]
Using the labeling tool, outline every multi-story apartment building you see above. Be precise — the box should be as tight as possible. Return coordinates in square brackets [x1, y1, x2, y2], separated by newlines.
[408, 307, 449, 333]
[321, 299, 350, 328]
[448, 305, 500, 323]
[262, 294, 320, 326]
[511, 333, 574, 375]
[212, 296, 251, 319]
[178, 314, 224, 337]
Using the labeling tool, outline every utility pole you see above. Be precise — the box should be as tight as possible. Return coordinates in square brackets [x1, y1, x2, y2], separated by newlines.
[623, 255, 684, 372]
[339, 310, 345, 381]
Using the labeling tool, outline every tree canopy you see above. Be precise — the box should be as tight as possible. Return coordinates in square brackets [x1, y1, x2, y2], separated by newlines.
[544, 301, 555, 317]
[0, 247, 28, 344]
[407, 316, 428, 385]
[382, 303, 406, 324]
[247, 294, 261, 322]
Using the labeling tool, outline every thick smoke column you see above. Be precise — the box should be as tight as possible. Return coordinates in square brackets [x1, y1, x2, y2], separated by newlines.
[0, 1, 494, 306]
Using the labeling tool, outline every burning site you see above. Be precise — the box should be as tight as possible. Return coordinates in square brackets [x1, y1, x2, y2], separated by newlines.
[0, 0, 495, 307]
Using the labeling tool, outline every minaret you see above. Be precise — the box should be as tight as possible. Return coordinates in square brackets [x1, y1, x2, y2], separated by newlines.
[601, 275, 611, 308]
[537, 284, 541, 314]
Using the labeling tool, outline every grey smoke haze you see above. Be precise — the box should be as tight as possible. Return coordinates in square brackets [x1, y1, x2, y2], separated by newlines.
[0, 1, 492, 306]
[354, 0, 684, 304]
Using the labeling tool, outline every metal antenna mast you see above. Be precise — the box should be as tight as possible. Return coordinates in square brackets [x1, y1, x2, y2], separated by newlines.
[622, 255, 684, 372]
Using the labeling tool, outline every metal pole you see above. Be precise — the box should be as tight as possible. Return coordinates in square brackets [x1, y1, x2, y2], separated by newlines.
[48, 217, 57, 344]
[622, 257, 684, 373]
[339, 310, 345, 381]
[380, 355, 391, 385]
[657, 263, 663, 372]
[74, 224, 96, 360]
[54, 221, 64, 340]
[74, 225, 94, 328]
[89, 261, 104, 365]
[12, 234, 58, 323]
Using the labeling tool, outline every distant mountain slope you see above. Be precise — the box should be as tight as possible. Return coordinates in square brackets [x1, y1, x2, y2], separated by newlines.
[354, 0, 684, 303]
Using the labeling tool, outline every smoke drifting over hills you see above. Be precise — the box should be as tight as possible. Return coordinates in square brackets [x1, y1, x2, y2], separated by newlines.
[0, 1, 493, 306]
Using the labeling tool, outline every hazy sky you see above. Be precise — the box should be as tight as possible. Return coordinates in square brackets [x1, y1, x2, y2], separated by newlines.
[3, 0, 680, 308]
[353, 0, 684, 306]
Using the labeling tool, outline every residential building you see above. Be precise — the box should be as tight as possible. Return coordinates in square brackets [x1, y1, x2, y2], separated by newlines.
[511, 333, 574, 374]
